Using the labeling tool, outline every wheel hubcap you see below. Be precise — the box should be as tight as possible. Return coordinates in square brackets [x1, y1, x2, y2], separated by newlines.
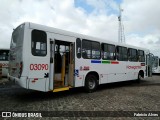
[88, 79, 95, 89]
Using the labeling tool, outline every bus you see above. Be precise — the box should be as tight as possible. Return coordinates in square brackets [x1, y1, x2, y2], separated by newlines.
[8, 22, 153, 92]
[0, 49, 9, 77]
[152, 56, 160, 74]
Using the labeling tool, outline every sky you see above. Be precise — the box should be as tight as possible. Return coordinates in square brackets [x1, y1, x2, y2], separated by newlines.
[0, 0, 160, 56]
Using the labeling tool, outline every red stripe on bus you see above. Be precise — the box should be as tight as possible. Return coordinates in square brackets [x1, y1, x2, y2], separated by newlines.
[111, 61, 119, 64]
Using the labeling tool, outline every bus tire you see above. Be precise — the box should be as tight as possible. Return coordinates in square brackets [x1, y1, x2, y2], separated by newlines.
[137, 71, 143, 83]
[85, 74, 98, 93]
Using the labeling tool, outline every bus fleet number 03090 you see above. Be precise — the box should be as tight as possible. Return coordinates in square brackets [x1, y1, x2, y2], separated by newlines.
[30, 64, 48, 71]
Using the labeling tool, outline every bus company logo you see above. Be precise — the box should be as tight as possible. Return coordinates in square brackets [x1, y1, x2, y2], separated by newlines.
[83, 66, 90, 70]
[80, 66, 90, 71]
[2, 112, 11, 117]
[127, 65, 142, 69]
[2, 112, 42, 118]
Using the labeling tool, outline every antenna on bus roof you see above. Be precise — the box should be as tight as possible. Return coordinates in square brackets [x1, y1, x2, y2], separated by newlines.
[118, 5, 125, 43]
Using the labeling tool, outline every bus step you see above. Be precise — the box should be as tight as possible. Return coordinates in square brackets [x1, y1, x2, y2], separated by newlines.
[54, 80, 63, 87]
[53, 86, 71, 92]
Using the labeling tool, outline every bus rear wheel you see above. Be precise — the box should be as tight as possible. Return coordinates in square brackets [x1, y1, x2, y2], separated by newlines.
[85, 74, 98, 93]
[137, 71, 143, 83]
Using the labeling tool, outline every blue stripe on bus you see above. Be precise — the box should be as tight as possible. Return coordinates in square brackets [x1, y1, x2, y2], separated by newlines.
[91, 60, 101, 63]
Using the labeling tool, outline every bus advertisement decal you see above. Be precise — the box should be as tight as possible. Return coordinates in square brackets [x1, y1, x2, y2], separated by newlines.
[83, 66, 90, 70]
[127, 66, 142, 69]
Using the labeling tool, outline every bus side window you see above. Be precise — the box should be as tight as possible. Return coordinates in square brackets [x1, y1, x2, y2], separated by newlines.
[128, 48, 138, 62]
[92, 41, 100, 59]
[138, 50, 145, 62]
[76, 38, 81, 58]
[31, 30, 47, 56]
[122, 47, 128, 61]
[102, 43, 115, 60]
[82, 40, 91, 59]
[116, 46, 127, 61]
[82, 39, 100, 59]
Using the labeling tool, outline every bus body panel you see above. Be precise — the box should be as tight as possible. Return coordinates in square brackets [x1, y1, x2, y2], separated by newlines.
[8, 22, 152, 92]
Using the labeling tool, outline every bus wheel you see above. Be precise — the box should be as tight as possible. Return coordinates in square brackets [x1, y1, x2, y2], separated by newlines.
[85, 74, 98, 93]
[137, 71, 143, 83]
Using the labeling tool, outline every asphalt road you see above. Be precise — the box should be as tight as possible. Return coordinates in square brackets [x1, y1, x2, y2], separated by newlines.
[0, 75, 160, 120]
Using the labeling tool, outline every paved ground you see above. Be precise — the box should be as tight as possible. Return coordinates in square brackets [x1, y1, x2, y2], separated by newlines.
[0, 75, 160, 120]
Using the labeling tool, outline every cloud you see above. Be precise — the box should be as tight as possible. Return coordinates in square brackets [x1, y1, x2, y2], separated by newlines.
[122, 0, 160, 33]
[0, 0, 160, 57]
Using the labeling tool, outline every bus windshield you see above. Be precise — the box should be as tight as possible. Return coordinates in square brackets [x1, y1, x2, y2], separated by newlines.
[0, 50, 9, 61]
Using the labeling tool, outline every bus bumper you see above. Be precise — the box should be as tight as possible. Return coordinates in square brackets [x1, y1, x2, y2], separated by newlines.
[8, 74, 27, 89]
[8, 73, 15, 82]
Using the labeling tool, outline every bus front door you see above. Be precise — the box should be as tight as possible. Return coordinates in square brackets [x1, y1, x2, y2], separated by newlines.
[52, 40, 75, 91]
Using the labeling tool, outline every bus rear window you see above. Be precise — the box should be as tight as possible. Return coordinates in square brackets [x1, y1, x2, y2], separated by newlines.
[11, 24, 24, 48]
[31, 30, 47, 56]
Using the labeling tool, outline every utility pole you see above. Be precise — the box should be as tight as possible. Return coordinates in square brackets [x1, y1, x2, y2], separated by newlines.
[118, 5, 125, 43]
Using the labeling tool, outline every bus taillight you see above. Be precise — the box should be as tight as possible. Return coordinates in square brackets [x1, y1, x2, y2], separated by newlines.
[19, 61, 23, 78]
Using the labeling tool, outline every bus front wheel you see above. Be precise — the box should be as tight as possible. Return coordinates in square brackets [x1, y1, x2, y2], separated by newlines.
[85, 74, 98, 93]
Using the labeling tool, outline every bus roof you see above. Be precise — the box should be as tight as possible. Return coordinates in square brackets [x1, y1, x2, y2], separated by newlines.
[22, 22, 149, 53]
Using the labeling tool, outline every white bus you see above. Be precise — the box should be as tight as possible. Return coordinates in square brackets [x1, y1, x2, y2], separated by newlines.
[8, 22, 153, 92]
[152, 56, 160, 74]
[0, 49, 9, 77]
